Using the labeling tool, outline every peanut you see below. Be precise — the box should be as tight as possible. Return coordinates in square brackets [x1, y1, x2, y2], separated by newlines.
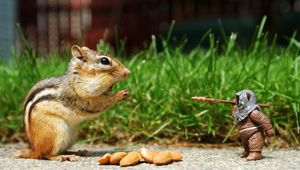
[169, 151, 183, 161]
[152, 150, 160, 157]
[153, 151, 172, 165]
[109, 152, 127, 165]
[98, 150, 183, 166]
[98, 153, 111, 165]
[120, 151, 141, 167]
[140, 148, 154, 163]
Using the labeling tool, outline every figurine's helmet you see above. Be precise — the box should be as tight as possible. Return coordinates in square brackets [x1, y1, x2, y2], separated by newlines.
[234, 89, 260, 124]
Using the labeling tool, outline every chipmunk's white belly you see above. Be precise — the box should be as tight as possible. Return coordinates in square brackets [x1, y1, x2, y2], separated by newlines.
[53, 120, 80, 154]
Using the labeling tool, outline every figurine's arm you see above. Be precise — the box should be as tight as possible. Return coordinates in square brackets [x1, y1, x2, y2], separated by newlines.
[231, 104, 237, 117]
[249, 109, 274, 137]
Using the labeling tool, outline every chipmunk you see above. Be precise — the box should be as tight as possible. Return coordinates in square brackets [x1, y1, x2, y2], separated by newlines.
[17, 45, 130, 161]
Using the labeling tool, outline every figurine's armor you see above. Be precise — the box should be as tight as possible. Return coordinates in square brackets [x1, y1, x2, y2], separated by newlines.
[232, 89, 273, 160]
[234, 90, 260, 124]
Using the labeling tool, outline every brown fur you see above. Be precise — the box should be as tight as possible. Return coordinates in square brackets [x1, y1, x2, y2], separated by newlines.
[232, 106, 273, 161]
[18, 46, 130, 161]
[18, 111, 57, 159]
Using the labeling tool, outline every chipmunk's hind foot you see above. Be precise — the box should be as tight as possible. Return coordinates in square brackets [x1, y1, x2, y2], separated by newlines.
[48, 155, 80, 162]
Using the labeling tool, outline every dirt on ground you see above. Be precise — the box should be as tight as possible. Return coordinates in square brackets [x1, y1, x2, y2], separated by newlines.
[0, 143, 299, 170]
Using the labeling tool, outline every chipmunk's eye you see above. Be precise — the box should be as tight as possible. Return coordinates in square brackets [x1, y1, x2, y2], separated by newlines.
[100, 57, 110, 65]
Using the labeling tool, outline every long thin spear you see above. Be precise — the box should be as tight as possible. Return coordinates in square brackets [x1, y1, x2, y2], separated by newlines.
[191, 96, 270, 107]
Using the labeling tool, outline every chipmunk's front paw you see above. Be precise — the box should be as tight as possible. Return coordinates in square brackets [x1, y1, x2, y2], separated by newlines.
[115, 90, 129, 100]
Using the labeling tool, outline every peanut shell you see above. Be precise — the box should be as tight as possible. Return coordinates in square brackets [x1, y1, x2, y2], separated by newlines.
[98, 153, 111, 165]
[152, 150, 160, 157]
[169, 151, 183, 161]
[153, 151, 172, 165]
[109, 152, 127, 165]
[120, 151, 140, 167]
[140, 148, 154, 163]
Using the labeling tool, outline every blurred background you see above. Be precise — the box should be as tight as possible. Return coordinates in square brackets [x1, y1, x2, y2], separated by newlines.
[1, 0, 300, 60]
[0, 0, 300, 146]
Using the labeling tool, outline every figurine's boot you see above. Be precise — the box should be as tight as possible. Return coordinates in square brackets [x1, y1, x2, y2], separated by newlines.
[246, 151, 262, 161]
[247, 131, 264, 161]
[240, 151, 249, 158]
[240, 143, 249, 158]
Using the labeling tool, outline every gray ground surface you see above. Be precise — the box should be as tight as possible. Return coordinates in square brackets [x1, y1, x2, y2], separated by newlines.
[0, 143, 299, 170]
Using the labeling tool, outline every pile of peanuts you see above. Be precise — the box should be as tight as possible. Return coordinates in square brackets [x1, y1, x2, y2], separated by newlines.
[98, 148, 183, 167]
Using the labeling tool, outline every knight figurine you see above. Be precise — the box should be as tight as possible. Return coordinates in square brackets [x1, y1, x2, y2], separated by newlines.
[232, 89, 274, 161]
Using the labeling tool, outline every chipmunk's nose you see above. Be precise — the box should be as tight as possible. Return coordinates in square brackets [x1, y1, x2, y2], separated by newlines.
[123, 68, 131, 78]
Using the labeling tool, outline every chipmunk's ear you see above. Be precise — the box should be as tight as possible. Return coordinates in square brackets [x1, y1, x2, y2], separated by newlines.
[246, 92, 251, 101]
[81, 46, 90, 51]
[71, 45, 87, 61]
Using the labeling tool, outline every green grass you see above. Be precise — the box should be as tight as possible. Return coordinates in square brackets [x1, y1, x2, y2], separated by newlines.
[0, 19, 300, 146]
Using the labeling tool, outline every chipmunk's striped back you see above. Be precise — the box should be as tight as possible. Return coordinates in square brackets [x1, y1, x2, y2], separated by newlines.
[23, 76, 63, 140]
